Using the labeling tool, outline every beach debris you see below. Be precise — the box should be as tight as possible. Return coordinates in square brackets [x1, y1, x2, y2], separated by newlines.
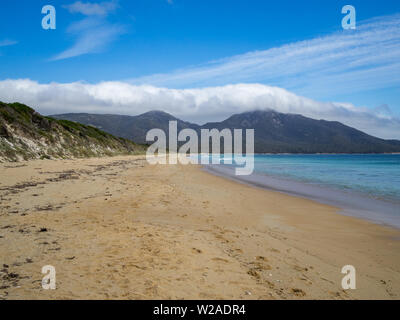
[256, 255, 267, 261]
[35, 204, 55, 211]
[6, 272, 19, 279]
[249, 261, 272, 271]
[39, 227, 48, 232]
[291, 288, 306, 297]
[245, 291, 252, 296]
[247, 269, 260, 279]
[192, 248, 202, 254]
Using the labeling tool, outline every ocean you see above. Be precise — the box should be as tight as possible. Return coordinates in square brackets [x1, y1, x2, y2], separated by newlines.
[204, 154, 400, 228]
[252, 154, 400, 202]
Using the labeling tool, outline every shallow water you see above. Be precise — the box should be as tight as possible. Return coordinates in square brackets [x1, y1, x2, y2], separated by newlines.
[203, 154, 400, 229]
[251, 154, 400, 202]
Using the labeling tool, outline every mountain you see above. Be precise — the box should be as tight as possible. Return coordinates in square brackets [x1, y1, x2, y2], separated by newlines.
[53, 110, 199, 144]
[52, 109, 400, 153]
[202, 110, 400, 153]
[0, 102, 147, 162]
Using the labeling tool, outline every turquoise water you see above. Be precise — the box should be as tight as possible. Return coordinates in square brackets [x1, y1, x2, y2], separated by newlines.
[251, 154, 400, 202]
[202, 153, 400, 227]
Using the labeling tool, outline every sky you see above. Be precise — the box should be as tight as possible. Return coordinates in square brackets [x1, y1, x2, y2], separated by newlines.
[0, 0, 400, 138]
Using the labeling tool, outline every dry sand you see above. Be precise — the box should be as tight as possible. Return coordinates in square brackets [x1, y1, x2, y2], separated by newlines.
[0, 155, 399, 299]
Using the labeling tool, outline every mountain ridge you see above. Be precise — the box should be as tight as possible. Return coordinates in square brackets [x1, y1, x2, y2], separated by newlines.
[52, 109, 400, 154]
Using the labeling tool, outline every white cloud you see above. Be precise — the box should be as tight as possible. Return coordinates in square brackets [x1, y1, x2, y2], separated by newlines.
[53, 1, 123, 60]
[63, 0, 118, 16]
[51, 18, 125, 60]
[129, 14, 400, 99]
[0, 39, 17, 47]
[0, 79, 399, 139]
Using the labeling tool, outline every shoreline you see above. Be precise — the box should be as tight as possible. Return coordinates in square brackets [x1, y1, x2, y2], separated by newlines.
[1, 156, 399, 299]
[204, 164, 400, 230]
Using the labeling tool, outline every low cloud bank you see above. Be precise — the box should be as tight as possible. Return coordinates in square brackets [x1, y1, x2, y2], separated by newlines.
[0, 79, 399, 139]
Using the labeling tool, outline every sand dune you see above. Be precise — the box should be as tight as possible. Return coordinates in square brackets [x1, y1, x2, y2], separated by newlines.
[0, 156, 399, 299]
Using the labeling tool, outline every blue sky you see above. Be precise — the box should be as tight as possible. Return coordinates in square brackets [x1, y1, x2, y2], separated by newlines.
[1, 0, 400, 138]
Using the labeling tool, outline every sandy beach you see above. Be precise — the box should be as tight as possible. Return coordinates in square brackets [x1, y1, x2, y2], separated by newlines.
[0, 155, 399, 300]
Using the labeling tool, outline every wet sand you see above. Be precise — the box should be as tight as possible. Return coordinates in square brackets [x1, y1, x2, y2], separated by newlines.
[204, 164, 400, 229]
[0, 155, 399, 299]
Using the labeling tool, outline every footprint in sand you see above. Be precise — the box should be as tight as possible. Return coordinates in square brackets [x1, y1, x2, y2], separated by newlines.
[202, 201, 210, 209]
[211, 257, 229, 263]
[291, 288, 306, 297]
